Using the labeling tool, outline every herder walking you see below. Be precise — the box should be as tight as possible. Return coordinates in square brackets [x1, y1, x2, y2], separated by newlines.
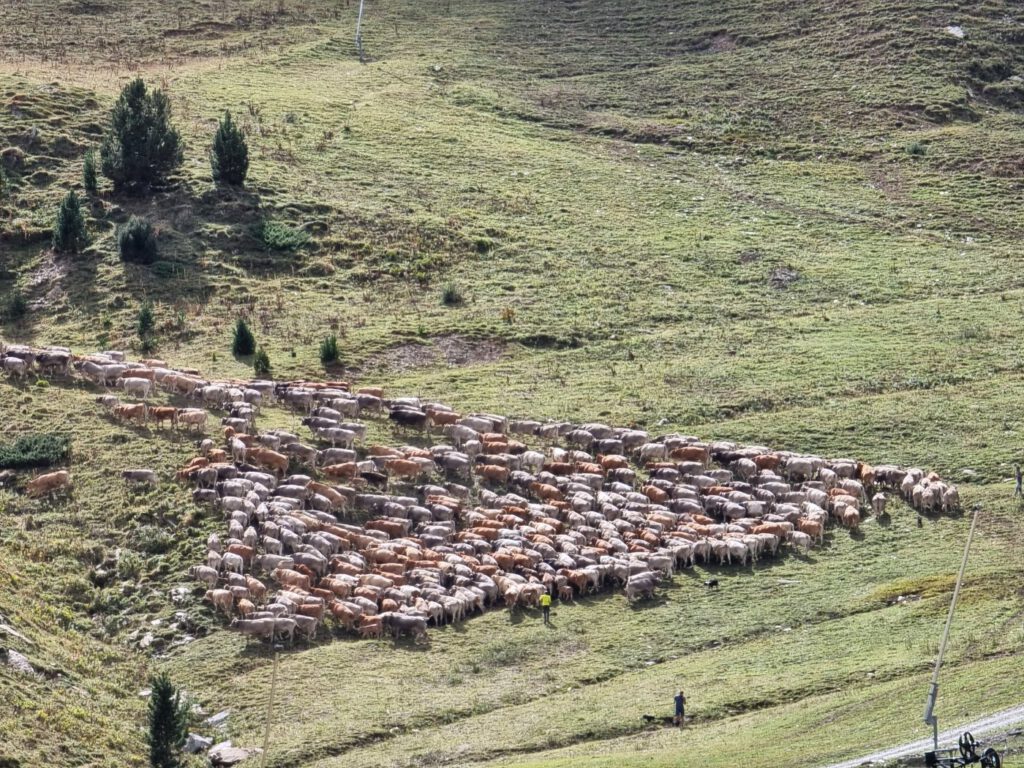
[674, 690, 686, 727]
[540, 591, 552, 625]
[1015, 464, 1023, 498]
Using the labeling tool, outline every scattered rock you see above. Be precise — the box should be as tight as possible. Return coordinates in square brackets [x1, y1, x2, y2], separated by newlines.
[1, 647, 39, 677]
[0, 622, 32, 644]
[946, 25, 965, 38]
[169, 587, 191, 605]
[183, 733, 213, 754]
[205, 710, 231, 728]
[769, 266, 800, 289]
[209, 742, 261, 766]
[139, 632, 156, 649]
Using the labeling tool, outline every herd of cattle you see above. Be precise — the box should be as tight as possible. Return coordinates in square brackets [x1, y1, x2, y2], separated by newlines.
[1, 342, 963, 645]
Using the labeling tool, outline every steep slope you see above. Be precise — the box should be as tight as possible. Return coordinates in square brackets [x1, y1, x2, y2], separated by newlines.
[2, 1, 1024, 766]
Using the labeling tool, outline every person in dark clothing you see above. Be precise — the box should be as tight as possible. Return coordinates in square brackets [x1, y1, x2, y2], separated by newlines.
[1015, 464, 1023, 498]
[674, 690, 686, 726]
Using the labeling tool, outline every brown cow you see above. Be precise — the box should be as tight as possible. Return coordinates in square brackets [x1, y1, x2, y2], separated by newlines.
[753, 454, 781, 471]
[530, 482, 564, 502]
[330, 602, 358, 631]
[669, 446, 709, 466]
[797, 519, 824, 544]
[643, 485, 669, 504]
[475, 464, 509, 484]
[368, 445, 403, 457]
[359, 615, 383, 639]
[271, 568, 311, 592]
[148, 406, 177, 429]
[427, 410, 459, 427]
[322, 462, 359, 480]
[599, 455, 630, 471]
[384, 458, 421, 479]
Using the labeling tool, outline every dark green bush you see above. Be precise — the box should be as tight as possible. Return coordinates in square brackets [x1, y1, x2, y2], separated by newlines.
[117, 216, 158, 264]
[82, 148, 98, 194]
[319, 333, 339, 365]
[147, 672, 189, 768]
[52, 190, 88, 253]
[100, 78, 184, 193]
[441, 281, 464, 306]
[0, 433, 70, 469]
[255, 218, 309, 251]
[5, 289, 27, 321]
[137, 301, 155, 339]
[253, 346, 271, 376]
[232, 317, 256, 356]
[211, 110, 249, 186]
[133, 525, 173, 555]
[906, 141, 927, 157]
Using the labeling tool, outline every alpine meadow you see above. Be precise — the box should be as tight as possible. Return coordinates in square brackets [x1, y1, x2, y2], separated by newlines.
[1, 1, 1024, 768]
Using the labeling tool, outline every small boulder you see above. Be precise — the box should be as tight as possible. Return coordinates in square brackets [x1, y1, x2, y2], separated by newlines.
[209, 741, 261, 767]
[205, 710, 231, 727]
[183, 733, 213, 754]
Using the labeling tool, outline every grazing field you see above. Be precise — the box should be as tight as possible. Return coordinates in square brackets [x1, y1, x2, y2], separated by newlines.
[2, 0, 1024, 767]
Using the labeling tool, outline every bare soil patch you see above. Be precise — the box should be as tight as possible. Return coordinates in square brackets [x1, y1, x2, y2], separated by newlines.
[370, 335, 506, 373]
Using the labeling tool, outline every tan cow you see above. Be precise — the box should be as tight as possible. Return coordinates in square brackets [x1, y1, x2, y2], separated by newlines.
[247, 447, 289, 476]
[204, 588, 234, 617]
[113, 403, 147, 425]
[25, 470, 72, 499]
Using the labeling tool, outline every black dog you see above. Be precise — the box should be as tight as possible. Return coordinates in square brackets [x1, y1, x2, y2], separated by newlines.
[704, 579, 719, 589]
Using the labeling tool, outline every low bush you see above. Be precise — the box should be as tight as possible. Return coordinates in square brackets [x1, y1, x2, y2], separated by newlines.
[133, 525, 174, 555]
[442, 281, 464, 306]
[319, 333, 340, 365]
[82, 149, 98, 194]
[117, 216, 158, 264]
[0, 433, 70, 469]
[255, 218, 309, 251]
[52, 190, 88, 253]
[253, 346, 271, 376]
[5, 288, 27, 321]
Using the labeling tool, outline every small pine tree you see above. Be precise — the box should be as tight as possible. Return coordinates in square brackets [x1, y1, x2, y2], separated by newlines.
[117, 216, 158, 264]
[319, 333, 339, 365]
[137, 301, 155, 339]
[82, 149, 98, 194]
[253, 346, 271, 376]
[210, 111, 249, 186]
[52, 190, 88, 253]
[146, 673, 189, 768]
[232, 317, 256, 356]
[100, 78, 184, 193]
[5, 289, 28, 321]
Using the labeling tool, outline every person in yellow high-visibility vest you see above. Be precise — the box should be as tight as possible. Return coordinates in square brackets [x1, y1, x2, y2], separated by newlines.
[540, 591, 552, 625]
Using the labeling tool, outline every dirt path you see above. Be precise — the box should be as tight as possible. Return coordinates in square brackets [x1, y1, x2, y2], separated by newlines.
[825, 704, 1024, 767]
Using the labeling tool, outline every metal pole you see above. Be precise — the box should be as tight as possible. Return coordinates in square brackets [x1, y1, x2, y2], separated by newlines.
[923, 505, 980, 750]
[355, 0, 366, 62]
[260, 649, 281, 768]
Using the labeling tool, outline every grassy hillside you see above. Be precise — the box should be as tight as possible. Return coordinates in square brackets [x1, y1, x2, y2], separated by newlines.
[2, 0, 1024, 766]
